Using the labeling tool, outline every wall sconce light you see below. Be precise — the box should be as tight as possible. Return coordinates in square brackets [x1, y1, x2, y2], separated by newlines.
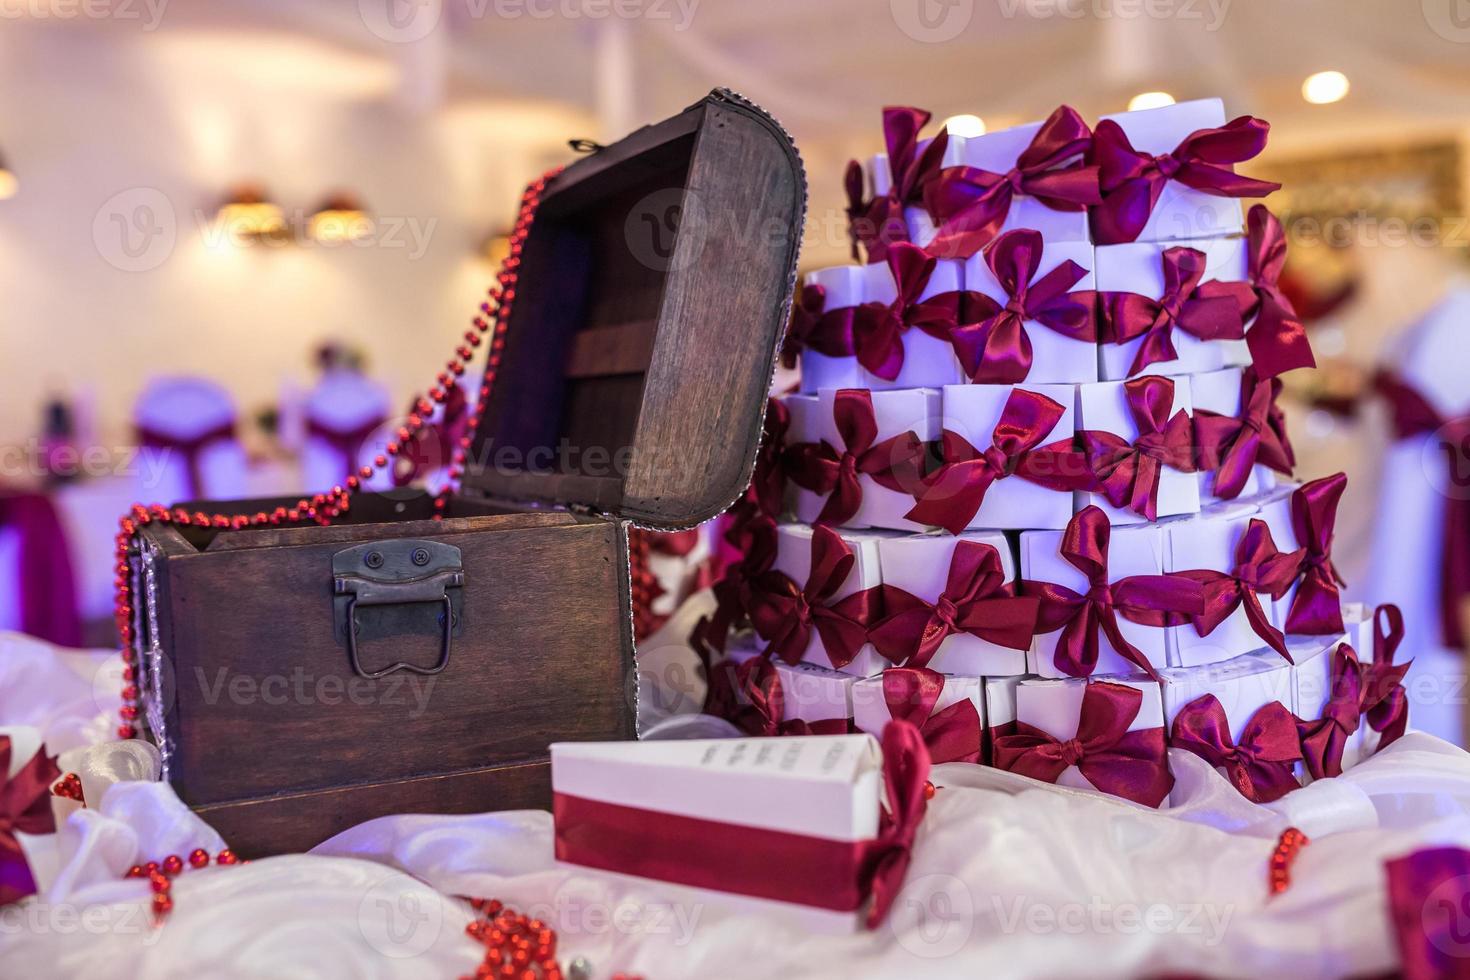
[480, 228, 512, 266]
[0, 151, 17, 200]
[216, 183, 287, 243]
[308, 191, 372, 243]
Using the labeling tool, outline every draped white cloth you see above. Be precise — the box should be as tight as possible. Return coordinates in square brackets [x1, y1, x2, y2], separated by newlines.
[4, 625, 1470, 979]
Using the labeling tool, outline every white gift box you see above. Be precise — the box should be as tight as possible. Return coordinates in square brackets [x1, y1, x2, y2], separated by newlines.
[799, 266, 867, 393]
[938, 382, 1079, 530]
[862, 258, 964, 390]
[1094, 98, 1246, 243]
[851, 671, 984, 750]
[1163, 502, 1273, 668]
[771, 522, 890, 677]
[1012, 676, 1167, 797]
[1190, 366, 1273, 502]
[953, 119, 1091, 243]
[1255, 484, 1304, 632]
[963, 238, 1099, 384]
[875, 531, 1029, 675]
[785, 387, 941, 532]
[774, 660, 856, 727]
[870, 132, 966, 248]
[1022, 520, 1171, 678]
[1076, 376, 1201, 524]
[551, 734, 884, 933]
[1159, 650, 1300, 789]
[1095, 235, 1249, 380]
[1290, 631, 1365, 777]
[983, 674, 1021, 748]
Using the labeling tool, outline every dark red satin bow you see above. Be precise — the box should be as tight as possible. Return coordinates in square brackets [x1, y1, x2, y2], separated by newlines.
[0, 735, 60, 907]
[905, 387, 1094, 535]
[695, 515, 778, 662]
[1180, 518, 1298, 662]
[1362, 604, 1412, 748]
[1022, 506, 1205, 679]
[991, 681, 1174, 807]
[746, 525, 876, 669]
[782, 283, 857, 370]
[949, 229, 1098, 384]
[864, 719, 932, 928]
[1169, 695, 1302, 803]
[924, 105, 1101, 259]
[738, 658, 851, 738]
[879, 668, 982, 764]
[1236, 205, 1316, 377]
[747, 398, 791, 519]
[1194, 368, 1296, 499]
[868, 541, 1039, 667]
[1375, 370, 1470, 648]
[786, 389, 927, 528]
[1101, 247, 1246, 377]
[1089, 114, 1281, 245]
[843, 108, 948, 264]
[851, 242, 966, 381]
[1297, 643, 1364, 779]
[1080, 375, 1197, 521]
[1284, 473, 1348, 635]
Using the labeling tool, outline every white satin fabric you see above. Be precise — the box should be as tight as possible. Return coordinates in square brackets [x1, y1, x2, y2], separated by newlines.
[6, 623, 1470, 979]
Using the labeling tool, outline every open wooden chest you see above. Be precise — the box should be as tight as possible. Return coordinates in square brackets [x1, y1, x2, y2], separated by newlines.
[126, 90, 805, 856]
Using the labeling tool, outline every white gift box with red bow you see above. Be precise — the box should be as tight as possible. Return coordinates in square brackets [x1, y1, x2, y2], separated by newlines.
[1011, 676, 1166, 796]
[983, 675, 1022, 753]
[874, 531, 1028, 675]
[774, 660, 857, 727]
[799, 266, 867, 393]
[863, 257, 965, 391]
[1094, 98, 1246, 244]
[1159, 649, 1296, 750]
[962, 238, 1099, 385]
[951, 120, 1092, 244]
[1163, 502, 1275, 668]
[850, 671, 984, 744]
[1291, 620, 1365, 776]
[1191, 366, 1274, 503]
[784, 387, 941, 533]
[771, 522, 890, 676]
[1255, 484, 1303, 631]
[1094, 235, 1249, 381]
[1021, 520, 1172, 678]
[1075, 376, 1201, 525]
[869, 134, 965, 249]
[937, 382, 1079, 530]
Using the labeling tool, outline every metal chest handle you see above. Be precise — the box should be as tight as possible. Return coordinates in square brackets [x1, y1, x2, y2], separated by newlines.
[332, 540, 465, 679]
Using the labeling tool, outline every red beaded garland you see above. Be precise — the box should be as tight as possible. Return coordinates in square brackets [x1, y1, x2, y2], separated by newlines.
[123, 848, 245, 924]
[110, 170, 560, 738]
[51, 772, 85, 805]
[1268, 826, 1309, 895]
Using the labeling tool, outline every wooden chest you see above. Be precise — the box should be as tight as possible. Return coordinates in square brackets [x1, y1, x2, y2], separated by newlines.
[127, 90, 805, 856]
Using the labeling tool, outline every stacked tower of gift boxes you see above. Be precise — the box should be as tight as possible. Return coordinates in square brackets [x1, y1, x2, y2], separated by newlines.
[693, 98, 1412, 808]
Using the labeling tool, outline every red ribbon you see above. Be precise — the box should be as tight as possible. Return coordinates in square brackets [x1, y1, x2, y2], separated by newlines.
[136, 420, 237, 500]
[1375, 370, 1470, 648]
[950, 229, 1098, 384]
[1100, 246, 1246, 377]
[850, 242, 966, 381]
[924, 105, 1101, 259]
[1089, 114, 1281, 245]
[992, 681, 1174, 807]
[0, 735, 60, 907]
[553, 719, 930, 928]
[1283, 473, 1348, 635]
[786, 389, 927, 528]
[844, 108, 948, 264]
[905, 387, 1094, 535]
[782, 283, 857, 370]
[748, 398, 791, 520]
[746, 525, 876, 669]
[1080, 375, 1197, 521]
[1296, 643, 1364, 780]
[1169, 695, 1302, 803]
[1362, 604, 1412, 748]
[868, 540, 1039, 667]
[1238, 205, 1316, 377]
[693, 516, 779, 666]
[737, 657, 852, 738]
[1179, 518, 1298, 662]
[1022, 506, 1205, 679]
[879, 668, 982, 764]
[1193, 367, 1296, 499]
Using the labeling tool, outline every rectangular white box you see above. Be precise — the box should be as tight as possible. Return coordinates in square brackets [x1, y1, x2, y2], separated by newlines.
[799, 266, 867, 393]
[862, 258, 964, 390]
[1291, 632, 1365, 778]
[1164, 503, 1272, 667]
[962, 237, 1098, 384]
[1190, 366, 1272, 502]
[1011, 676, 1167, 801]
[769, 522, 892, 677]
[552, 735, 883, 933]
[983, 674, 1021, 741]
[952, 118, 1092, 243]
[851, 671, 984, 763]
[1022, 520, 1171, 677]
[874, 531, 1028, 675]
[1159, 650, 1298, 783]
[1076, 376, 1201, 524]
[1094, 98, 1246, 243]
[937, 383, 1079, 530]
[1095, 236, 1249, 380]
[774, 660, 856, 727]
[785, 387, 941, 532]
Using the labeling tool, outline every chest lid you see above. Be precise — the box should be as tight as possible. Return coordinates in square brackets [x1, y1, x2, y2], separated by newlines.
[461, 89, 806, 530]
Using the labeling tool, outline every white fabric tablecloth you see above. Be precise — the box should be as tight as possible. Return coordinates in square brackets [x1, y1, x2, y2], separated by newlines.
[2, 626, 1468, 979]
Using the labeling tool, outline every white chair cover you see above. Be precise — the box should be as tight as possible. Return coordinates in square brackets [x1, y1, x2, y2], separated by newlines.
[132, 376, 248, 503]
[301, 370, 392, 494]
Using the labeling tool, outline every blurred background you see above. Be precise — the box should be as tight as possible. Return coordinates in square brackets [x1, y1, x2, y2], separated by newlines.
[1, 0, 1467, 652]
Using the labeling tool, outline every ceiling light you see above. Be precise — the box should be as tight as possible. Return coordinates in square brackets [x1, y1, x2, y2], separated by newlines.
[1128, 91, 1176, 111]
[308, 192, 372, 244]
[941, 114, 986, 138]
[1302, 70, 1349, 105]
[216, 183, 287, 243]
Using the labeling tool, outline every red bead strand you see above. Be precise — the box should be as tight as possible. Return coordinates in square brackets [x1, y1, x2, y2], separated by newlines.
[123, 847, 245, 923]
[1268, 826, 1309, 895]
[111, 169, 562, 738]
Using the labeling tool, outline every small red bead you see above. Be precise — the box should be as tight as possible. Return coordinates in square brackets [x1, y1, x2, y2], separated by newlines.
[216, 849, 238, 865]
[151, 893, 172, 915]
[117, 725, 135, 739]
[162, 855, 183, 875]
[189, 848, 209, 868]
